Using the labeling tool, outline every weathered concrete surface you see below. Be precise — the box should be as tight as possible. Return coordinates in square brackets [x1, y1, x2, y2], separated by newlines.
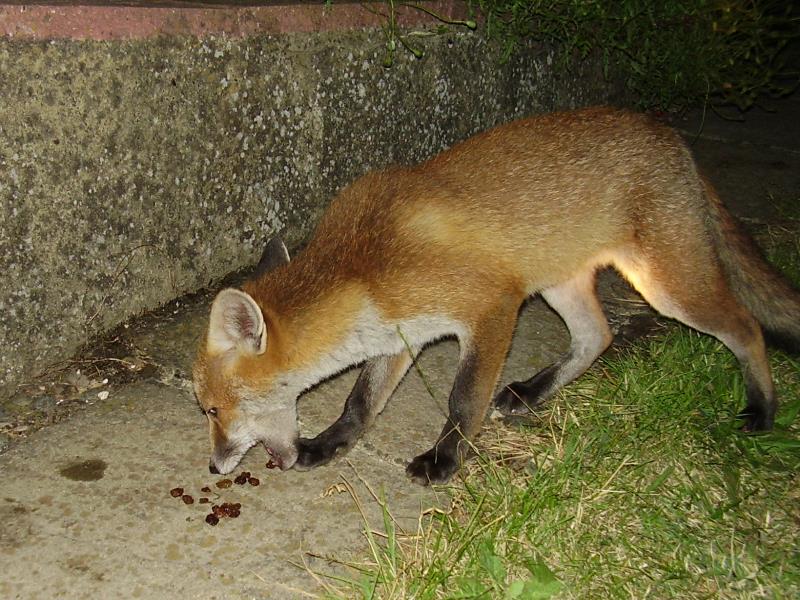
[0, 296, 577, 600]
[0, 24, 619, 399]
[1, 94, 798, 598]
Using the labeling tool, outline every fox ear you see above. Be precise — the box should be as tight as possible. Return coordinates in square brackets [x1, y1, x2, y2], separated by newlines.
[207, 289, 267, 355]
[253, 237, 290, 278]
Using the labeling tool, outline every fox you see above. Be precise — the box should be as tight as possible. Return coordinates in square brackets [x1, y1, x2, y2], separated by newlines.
[192, 106, 800, 485]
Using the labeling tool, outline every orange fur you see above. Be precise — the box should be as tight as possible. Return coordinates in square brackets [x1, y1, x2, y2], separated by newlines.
[193, 106, 799, 483]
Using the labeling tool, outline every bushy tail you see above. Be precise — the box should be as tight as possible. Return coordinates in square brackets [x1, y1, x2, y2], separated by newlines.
[703, 178, 800, 352]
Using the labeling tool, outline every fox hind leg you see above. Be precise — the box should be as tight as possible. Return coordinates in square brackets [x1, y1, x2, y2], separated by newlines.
[617, 253, 777, 432]
[494, 270, 613, 415]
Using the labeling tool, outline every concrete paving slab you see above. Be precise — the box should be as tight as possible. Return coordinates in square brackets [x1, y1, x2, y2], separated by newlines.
[0, 298, 572, 600]
[0, 379, 433, 599]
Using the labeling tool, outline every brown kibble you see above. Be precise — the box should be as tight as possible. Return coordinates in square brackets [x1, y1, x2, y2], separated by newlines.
[169, 487, 184, 498]
[215, 479, 232, 489]
[205, 514, 219, 526]
[266, 460, 277, 469]
[199, 497, 210, 504]
[248, 477, 260, 486]
[234, 473, 248, 485]
[181, 494, 194, 505]
[201, 486, 211, 493]
[209, 501, 242, 520]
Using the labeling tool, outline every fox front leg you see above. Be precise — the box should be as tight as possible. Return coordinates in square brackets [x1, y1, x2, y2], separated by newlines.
[294, 352, 413, 470]
[406, 300, 518, 485]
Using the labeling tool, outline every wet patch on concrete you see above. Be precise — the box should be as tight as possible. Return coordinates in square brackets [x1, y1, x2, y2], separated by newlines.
[59, 458, 107, 481]
[0, 497, 33, 548]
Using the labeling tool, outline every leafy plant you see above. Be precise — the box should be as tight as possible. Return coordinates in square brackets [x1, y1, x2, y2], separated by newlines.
[470, 0, 799, 111]
[363, 0, 477, 67]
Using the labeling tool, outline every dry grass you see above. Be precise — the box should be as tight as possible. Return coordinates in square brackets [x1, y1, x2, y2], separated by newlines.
[315, 327, 800, 599]
[313, 219, 800, 599]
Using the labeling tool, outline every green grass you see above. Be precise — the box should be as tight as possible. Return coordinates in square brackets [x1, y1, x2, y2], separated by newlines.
[758, 223, 800, 286]
[316, 227, 800, 599]
[320, 329, 800, 598]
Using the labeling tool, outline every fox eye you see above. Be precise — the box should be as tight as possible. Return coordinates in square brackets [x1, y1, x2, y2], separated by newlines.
[206, 407, 218, 417]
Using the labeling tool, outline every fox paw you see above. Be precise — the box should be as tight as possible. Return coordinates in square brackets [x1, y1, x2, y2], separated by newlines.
[293, 437, 341, 471]
[738, 405, 775, 433]
[494, 366, 558, 415]
[406, 448, 459, 485]
[494, 382, 538, 415]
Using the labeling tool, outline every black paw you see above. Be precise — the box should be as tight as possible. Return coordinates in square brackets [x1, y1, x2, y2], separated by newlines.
[494, 382, 538, 415]
[406, 448, 459, 485]
[737, 405, 775, 433]
[494, 366, 557, 415]
[293, 436, 343, 471]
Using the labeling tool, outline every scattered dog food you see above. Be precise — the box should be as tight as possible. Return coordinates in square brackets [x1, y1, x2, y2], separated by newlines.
[211, 502, 241, 519]
[171, 467, 267, 526]
[265, 460, 278, 469]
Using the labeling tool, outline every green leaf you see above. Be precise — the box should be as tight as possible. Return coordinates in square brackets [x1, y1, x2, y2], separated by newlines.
[479, 542, 506, 586]
[521, 560, 563, 599]
[505, 580, 525, 599]
[645, 465, 674, 493]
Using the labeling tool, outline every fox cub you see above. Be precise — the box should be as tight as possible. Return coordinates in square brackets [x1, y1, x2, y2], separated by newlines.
[193, 107, 800, 485]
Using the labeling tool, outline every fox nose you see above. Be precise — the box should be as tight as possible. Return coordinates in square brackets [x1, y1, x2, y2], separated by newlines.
[209, 463, 220, 475]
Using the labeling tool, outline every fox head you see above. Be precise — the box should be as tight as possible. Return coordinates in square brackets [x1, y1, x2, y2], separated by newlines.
[192, 239, 298, 475]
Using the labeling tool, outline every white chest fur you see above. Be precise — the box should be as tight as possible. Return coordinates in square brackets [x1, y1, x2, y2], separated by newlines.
[287, 303, 467, 394]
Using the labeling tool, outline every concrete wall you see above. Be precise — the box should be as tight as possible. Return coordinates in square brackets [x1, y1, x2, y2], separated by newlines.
[0, 4, 621, 398]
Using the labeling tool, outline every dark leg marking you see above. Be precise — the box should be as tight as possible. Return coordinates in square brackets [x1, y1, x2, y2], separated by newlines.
[294, 352, 412, 470]
[494, 363, 560, 415]
[737, 362, 776, 432]
[407, 298, 520, 485]
[406, 352, 479, 484]
[494, 271, 611, 416]
[294, 372, 370, 470]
